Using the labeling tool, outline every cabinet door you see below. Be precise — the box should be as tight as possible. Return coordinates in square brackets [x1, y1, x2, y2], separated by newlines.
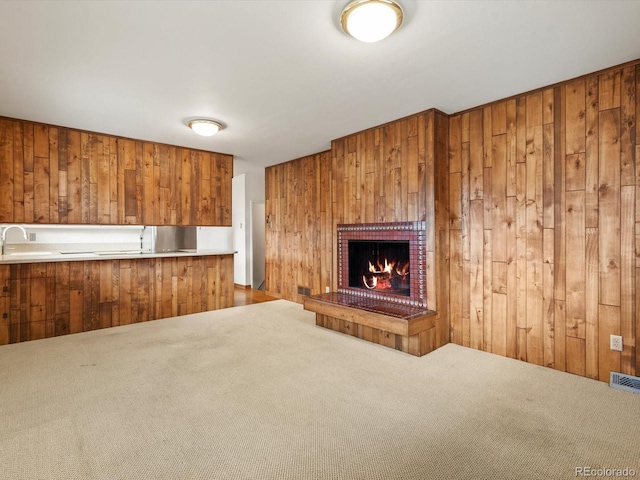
[0, 120, 14, 223]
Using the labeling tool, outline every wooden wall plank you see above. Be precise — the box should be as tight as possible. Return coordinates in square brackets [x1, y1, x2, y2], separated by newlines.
[505, 196, 517, 359]
[566, 337, 586, 376]
[525, 93, 544, 366]
[543, 123, 555, 227]
[554, 86, 567, 304]
[620, 185, 635, 375]
[599, 69, 621, 111]
[566, 191, 586, 339]
[48, 128, 59, 224]
[506, 99, 517, 198]
[469, 110, 484, 201]
[565, 79, 586, 155]
[12, 122, 24, 223]
[620, 66, 636, 187]
[483, 229, 492, 352]
[450, 232, 462, 345]
[492, 292, 507, 356]
[469, 199, 484, 350]
[543, 227, 555, 368]
[0, 120, 14, 222]
[585, 227, 599, 379]
[585, 75, 600, 228]
[492, 134, 507, 263]
[67, 130, 82, 224]
[599, 109, 621, 306]
[34, 156, 49, 223]
[515, 161, 527, 361]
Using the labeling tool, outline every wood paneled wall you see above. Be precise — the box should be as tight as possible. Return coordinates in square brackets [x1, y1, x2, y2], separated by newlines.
[0, 255, 234, 345]
[265, 110, 450, 353]
[265, 151, 333, 303]
[0, 117, 232, 226]
[449, 61, 639, 381]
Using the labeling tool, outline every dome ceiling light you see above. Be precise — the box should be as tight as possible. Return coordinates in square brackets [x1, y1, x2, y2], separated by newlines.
[340, 0, 404, 43]
[188, 119, 223, 136]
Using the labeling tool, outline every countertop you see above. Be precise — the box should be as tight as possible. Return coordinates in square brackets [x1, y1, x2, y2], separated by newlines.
[0, 249, 236, 265]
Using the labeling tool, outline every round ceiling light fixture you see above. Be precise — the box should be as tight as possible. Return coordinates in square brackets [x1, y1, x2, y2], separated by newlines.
[188, 119, 223, 136]
[340, 0, 404, 43]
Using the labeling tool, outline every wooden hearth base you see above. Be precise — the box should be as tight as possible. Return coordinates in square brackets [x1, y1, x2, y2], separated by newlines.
[303, 292, 436, 356]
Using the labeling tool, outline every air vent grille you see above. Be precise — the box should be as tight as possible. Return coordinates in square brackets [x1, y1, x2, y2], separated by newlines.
[610, 372, 640, 395]
[297, 286, 311, 296]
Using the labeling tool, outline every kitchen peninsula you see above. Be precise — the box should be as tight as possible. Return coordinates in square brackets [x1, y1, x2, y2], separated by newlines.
[0, 250, 234, 345]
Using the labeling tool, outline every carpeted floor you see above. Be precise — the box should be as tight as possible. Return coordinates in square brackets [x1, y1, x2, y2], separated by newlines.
[1, 300, 639, 480]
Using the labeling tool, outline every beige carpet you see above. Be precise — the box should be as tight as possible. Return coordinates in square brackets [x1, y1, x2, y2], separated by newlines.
[1, 300, 639, 480]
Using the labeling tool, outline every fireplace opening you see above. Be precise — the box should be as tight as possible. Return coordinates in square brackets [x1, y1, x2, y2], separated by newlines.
[348, 240, 410, 297]
[338, 221, 425, 308]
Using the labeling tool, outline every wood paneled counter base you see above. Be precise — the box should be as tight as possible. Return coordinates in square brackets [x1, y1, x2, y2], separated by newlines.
[0, 254, 234, 345]
[304, 292, 437, 356]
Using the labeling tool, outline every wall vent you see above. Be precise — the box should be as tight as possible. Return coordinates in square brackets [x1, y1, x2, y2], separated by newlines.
[610, 372, 640, 395]
[297, 286, 311, 296]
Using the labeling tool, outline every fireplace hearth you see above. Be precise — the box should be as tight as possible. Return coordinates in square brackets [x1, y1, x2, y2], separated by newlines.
[337, 221, 426, 308]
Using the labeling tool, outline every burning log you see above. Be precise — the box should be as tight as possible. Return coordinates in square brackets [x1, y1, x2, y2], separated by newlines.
[362, 259, 409, 291]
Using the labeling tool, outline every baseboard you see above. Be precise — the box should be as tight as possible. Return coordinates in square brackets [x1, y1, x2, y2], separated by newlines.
[234, 283, 251, 289]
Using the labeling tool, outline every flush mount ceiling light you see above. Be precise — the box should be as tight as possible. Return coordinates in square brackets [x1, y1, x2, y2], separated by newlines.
[188, 119, 223, 136]
[340, 0, 404, 43]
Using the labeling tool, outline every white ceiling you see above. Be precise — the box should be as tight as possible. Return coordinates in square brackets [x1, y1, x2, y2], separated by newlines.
[1, 1, 639, 175]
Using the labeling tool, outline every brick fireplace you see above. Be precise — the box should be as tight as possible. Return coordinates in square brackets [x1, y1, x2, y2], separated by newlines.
[304, 220, 435, 356]
[337, 221, 427, 308]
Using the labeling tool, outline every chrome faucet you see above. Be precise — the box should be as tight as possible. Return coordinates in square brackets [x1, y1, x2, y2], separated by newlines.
[1, 225, 28, 255]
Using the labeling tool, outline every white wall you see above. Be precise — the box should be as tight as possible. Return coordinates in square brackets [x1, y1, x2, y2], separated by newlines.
[197, 227, 233, 251]
[232, 174, 247, 285]
[231, 163, 265, 287]
[244, 172, 265, 286]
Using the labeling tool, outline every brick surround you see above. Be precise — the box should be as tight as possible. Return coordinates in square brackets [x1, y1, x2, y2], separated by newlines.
[337, 221, 426, 308]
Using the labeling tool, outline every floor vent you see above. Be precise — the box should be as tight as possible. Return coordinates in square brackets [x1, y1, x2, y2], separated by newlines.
[610, 372, 640, 395]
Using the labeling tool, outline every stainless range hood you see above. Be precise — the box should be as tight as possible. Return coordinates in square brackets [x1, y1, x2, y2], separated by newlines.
[142, 226, 197, 253]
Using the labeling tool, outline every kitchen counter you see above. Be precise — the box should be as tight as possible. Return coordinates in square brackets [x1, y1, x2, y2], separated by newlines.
[0, 249, 236, 264]
[0, 248, 235, 345]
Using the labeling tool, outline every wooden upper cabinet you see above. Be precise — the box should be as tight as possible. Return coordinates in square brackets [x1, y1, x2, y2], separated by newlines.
[0, 118, 232, 226]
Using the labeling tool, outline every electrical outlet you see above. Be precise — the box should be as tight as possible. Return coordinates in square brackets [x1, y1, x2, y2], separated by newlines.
[610, 335, 623, 352]
[325, 286, 330, 293]
[29, 232, 36, 241]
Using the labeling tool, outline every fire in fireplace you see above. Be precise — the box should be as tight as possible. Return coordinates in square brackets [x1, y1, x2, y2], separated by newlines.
[348, 240, 410, 296]
[337, 221, 426, 307]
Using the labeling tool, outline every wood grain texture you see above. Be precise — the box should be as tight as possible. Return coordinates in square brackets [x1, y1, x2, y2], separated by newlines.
[449, 60, 640, 381]
[265, 151, 332, 303]
[265, 110, 449, 354]
[304, 297, 436, 338]
[0, 117, 232, 226]
[0, 255, 233, 345]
